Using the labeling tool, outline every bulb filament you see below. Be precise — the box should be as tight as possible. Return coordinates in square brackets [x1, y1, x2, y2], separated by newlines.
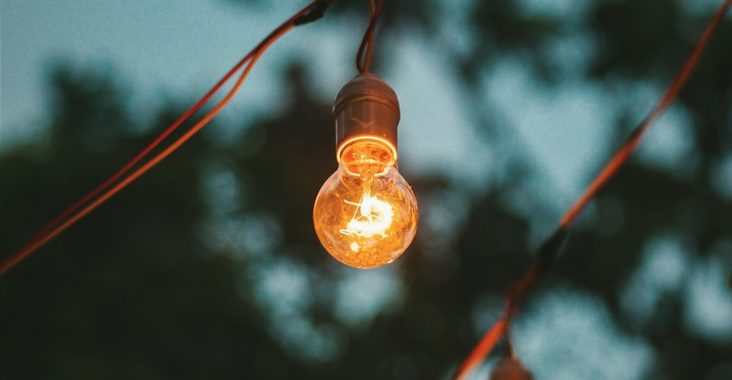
[339, 191, 393, 244]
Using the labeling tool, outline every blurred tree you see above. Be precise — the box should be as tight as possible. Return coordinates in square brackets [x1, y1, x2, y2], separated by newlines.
[2, 0, 732, 379]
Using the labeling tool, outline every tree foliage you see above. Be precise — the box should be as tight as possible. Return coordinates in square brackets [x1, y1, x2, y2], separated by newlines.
[2, 0, 731, 379]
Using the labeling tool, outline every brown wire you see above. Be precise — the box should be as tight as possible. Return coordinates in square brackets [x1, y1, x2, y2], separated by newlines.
[454, 0, 732, 378]
[356, 0, 384, 73]
[0, 0, 328, 277]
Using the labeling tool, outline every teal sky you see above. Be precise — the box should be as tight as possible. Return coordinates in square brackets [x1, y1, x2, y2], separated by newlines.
[0, 0, 719, 199]
[0, 0, 639, 202]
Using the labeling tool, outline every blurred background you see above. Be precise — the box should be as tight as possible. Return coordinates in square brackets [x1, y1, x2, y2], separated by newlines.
[2, 0, 732, 379]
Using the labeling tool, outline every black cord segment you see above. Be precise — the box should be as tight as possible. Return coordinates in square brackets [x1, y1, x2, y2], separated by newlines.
[356, 0, 384, 73]
[294, 0, 334, 26]
[535, 228, 569, 269]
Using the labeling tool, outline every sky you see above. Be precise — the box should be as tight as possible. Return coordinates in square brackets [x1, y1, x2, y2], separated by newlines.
[2, 1, 731, 378]
[0, 0, 623, 201]
[1, 0, 709, 210]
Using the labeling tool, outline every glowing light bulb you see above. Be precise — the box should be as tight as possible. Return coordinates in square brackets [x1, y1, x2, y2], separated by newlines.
[314, 139, 418, 268]
[313, 74, 418, 269]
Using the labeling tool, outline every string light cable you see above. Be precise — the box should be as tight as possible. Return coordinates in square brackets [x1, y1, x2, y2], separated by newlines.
[356, 0, 384, 73]
[454, 0, 732, 378]
[0, 0, 333, 276]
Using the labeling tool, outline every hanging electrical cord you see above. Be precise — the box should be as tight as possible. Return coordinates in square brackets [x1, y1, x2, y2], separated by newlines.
[0, 0, 332, 277]
[454, 0, 732, 378]
[356, 0, 385, 73]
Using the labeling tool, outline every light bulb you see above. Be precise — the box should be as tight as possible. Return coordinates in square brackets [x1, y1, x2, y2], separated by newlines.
[313, 74, 418, 269]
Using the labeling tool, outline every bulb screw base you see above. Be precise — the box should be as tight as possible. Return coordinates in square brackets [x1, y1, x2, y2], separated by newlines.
[333, 73, 400, 160]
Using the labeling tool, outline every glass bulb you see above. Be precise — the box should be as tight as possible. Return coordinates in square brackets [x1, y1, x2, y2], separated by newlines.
[313, 139, 418, 269]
